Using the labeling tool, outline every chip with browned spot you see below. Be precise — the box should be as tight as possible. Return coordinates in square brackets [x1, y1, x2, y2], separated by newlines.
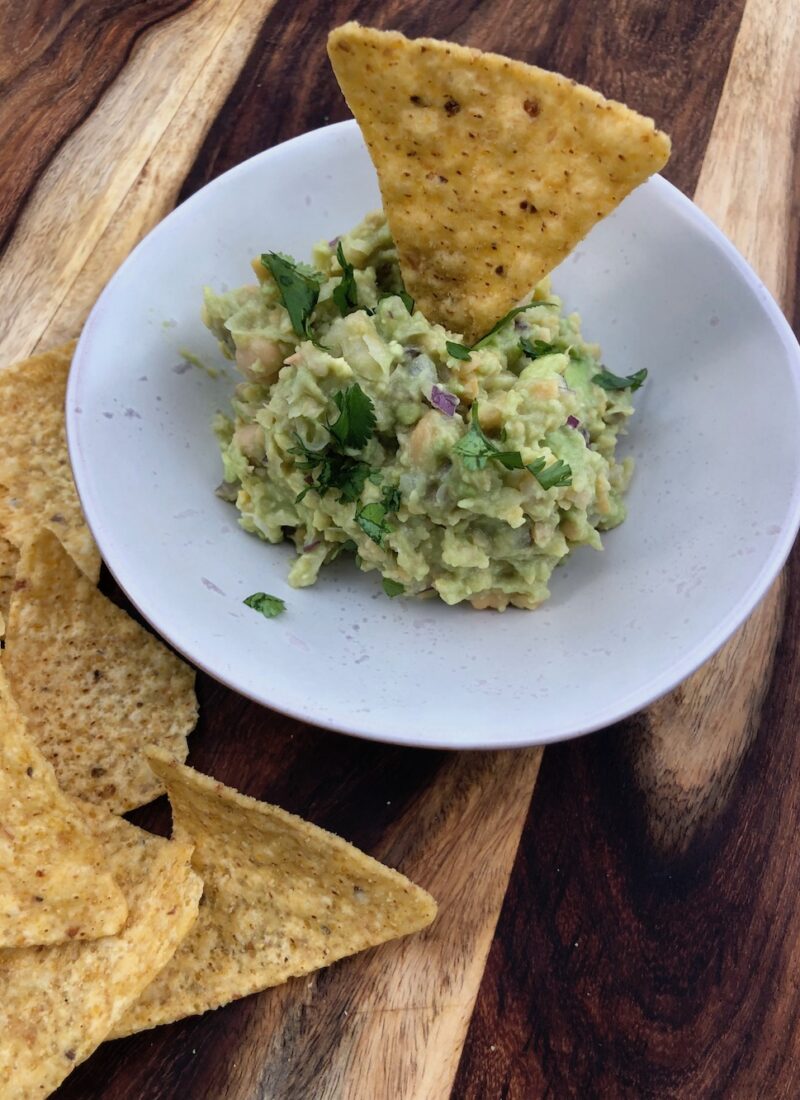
[0, 663, 128, 948]
[112, 748, 437, 1036]
[3, 530, 197, 813]
[0, 342, 100, 582]
[0, 804, 201, 1098]
[328, 23, 670, 343]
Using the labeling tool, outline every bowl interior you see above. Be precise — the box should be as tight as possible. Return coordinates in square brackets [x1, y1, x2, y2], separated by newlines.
[68, 120, 800, 749]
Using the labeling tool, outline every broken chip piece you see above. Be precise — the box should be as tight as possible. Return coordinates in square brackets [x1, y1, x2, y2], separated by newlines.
[328, 22, 670, 343]
[3, 530, 197, 813]
[113, 748, 437, 1036]
[0, 664, 128, 948]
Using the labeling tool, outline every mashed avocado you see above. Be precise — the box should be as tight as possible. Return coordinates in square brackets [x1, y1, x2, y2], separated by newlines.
[205, 212, 641, 610]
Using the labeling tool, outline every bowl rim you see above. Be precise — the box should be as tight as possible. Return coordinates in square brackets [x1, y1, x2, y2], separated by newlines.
[67, 118, 800, 750]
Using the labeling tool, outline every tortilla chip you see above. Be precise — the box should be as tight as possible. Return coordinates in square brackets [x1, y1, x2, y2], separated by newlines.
[0, 804, 201, 1099]
[0, 342, 100, 582]
[0, 533, 18, 637]
[3, 530, 197, 813]
[328, 23, 671, 343]
[112, 749, 437, 1036]
[0, 664, 128, 948]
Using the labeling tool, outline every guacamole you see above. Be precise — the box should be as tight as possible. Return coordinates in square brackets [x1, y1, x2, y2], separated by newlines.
[205, 212, 642, 610]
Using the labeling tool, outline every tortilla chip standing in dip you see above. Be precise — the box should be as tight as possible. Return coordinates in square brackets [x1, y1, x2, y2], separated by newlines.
[328, 22, 670, 343]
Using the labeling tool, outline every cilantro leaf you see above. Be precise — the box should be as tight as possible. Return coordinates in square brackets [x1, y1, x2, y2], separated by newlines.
[446, 340, 472, 361]
[356, 501, 392, 545]
[381, 484, 401, 513]
[243, 592, 286, 619]
[332, 242, 358, 316]
[520, 337, 560, 359]
[454, 403, 572, 487]
[261, 252, 320, 339]
[399, 291, 415, 314]
[329, 383, 377, 449]
[382, 577, 405, 598]
[592, 366, 648, 392]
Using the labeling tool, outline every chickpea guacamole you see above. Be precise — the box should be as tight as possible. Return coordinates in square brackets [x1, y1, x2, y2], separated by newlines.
[205, 212, 644, 611]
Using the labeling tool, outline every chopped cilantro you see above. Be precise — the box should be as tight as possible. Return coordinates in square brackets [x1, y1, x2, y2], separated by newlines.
[527, 456, 573, 489]
[291, 385, 378, 505]
[592, 366, 648, 392]
[329, 383, 376, 449]
[332, 242, 358, 316]
[472, 301, 557, 347]
[454, 403, 572, 488]
[293, 449, 371, 504]
[356, 501, 392, 545]
[446, 340, 472, 361]
[520, 337, 560, 359]
[381, 484, 401, 513]
[382, 578, 405, 598]
[261, 252, 321, 339]
[398, 291, 415, 314]
[243, 592, 285, 619]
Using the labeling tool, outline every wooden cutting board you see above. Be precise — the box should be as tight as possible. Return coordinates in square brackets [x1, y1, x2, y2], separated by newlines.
[0, 0, 798, 1095]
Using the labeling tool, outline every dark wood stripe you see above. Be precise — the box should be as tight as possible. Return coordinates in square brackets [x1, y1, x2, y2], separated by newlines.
[0, 0, 194, 257]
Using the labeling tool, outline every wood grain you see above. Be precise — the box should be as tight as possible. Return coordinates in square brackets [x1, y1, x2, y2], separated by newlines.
[0, 0, 278, 366]
[0, 0, 193, 253]
[455, 0, 800, 1094]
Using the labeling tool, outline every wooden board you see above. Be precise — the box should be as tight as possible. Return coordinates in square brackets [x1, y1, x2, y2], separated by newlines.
[0, 0, 797, 1095]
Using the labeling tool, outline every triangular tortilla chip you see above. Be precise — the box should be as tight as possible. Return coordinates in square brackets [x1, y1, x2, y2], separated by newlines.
[0, 804, 201, 1099]
[328, 23, 671, 343]
[0, 342, 100, 581]
[3, 530, 197, 813]
[0, 664, 128, 948]
[112, 749, 437, 1036]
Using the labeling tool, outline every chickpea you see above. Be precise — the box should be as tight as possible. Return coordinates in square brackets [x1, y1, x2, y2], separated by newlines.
[235, 336, 286, 381]
[408, 409, 443, 466]
[233, 423, 265, 464]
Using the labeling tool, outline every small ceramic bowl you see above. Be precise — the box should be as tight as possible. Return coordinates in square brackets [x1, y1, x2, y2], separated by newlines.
[67, 120, 800, 749]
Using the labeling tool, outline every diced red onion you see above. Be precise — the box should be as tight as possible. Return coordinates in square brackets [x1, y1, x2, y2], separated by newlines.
[328, 236, 340, 249]
[566, 415, 581, 429]
[430, 385, 458, 416]
[303, 539, 320, 553]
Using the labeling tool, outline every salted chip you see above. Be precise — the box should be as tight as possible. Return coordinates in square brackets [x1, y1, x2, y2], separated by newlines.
[0, 664, 128, 948]
[328, 23, 671, 344]
[113, 749, 437, 1036]
[3, 530, 197, 813]
[0, 804, 201, 1099]
[0, 342, 100, 582]
[0, 533, 18, 636]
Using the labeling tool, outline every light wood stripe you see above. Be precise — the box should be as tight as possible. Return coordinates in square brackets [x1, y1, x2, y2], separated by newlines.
[0, 0, 277, 366]
[694, 0, 800, 303]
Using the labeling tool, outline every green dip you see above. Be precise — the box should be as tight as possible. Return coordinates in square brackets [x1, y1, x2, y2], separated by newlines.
[204, 212, 641, 610]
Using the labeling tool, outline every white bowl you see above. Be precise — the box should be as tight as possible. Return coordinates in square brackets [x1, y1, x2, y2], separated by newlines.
[67, 119, 800, 750]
